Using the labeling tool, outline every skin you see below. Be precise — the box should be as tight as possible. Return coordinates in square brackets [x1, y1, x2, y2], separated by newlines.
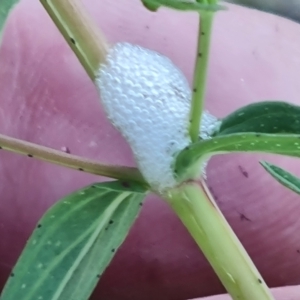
[1, 0, 300, 299]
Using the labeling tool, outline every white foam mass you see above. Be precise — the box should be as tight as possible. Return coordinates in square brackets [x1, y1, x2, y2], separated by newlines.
[96, 43, 220, 192]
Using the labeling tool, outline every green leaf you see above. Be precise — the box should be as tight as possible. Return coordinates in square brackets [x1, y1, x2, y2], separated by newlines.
[175, 132, 300, 180]
[0, 0, 20, 43]
[215, 101, 300, 136]
[1, 181, 147, 300]
[141, 0, 226, 12]
[260, 161, 300, 195]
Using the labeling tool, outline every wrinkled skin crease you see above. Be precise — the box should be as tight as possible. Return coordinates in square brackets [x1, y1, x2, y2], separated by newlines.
[1, 1, 300, 300]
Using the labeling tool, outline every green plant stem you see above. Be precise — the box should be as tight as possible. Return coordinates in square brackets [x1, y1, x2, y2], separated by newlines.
[0, 133, 146, 184]
[40, 0, 109, 81]
[164, 180, 274, 300]
[189, 11, 214, 142]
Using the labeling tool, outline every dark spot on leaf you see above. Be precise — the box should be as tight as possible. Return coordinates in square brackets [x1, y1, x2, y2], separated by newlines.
[201, 31, 205, 35]
[184, 146, 190, 151]
[145, 25, 150, 29]
[70, 38, 76, 45]
[139, 202, 143, 206]
[10, 272, 15, 277]
[78, 168, 84, 171]
[111, 248, 115, 253]
[238, 165, 249, 178]
[37, 224, 42, 228]
[91, 185, 97, 188]
[96, 274, 101, 278]
[28, 154, 33, 158]
[174, 169, 178, 173]
[255, 133, 261, 137]
[198, 52, 202, 57]
[109, 220, 114, 225]
[193, 88, 197, 93]
[0, 146, 2, 149]
[121, 181, 130, 188]
[258, 279, 262, 284]
[105, 227, 108, 231]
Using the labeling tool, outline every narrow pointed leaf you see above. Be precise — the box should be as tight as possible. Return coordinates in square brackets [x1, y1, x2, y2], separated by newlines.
[1, 180, 147, 300]
[0, 0, 20, 43]
[215, 101, 300, 136]
[175, 132, 300, 180]
[260, 161, 300, 195]
[141, 0, 225, 12]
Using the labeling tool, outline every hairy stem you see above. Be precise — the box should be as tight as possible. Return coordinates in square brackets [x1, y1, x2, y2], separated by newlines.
[0, 133, 146, 184]
[40, 0, 109, 80]
[164, 181, 274, 300]
[189, 11, 214, 142]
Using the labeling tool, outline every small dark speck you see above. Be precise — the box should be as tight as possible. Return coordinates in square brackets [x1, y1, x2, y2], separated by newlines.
[78, 168, 84, 171]
[252, 50, 258, 58]
[121, 181, 130, 188]
[145, 25, 150, 29]
[255, 134, 261, 137]
[104, 227, 108, 231]
[111, 248, 115, 253]
[297, 249, 300, 254]
[139, 202, 143, 206]
[238, 165, 249, 178]
[96, 274, 101, 278]
[10, 272, 15, 277]
[193, 88, 197, 93]
[198, 52, 202, 57]
[184, 146, 190, 151]
[28, 154, 33, 158]
[109, 220, 114, 225]
[70, 37, 76, 45]
[258, 279, 262, 284]
[239, 213, 251, 222]
[37, 224, 42, 228]
[201, 31, 205, 35]
[91, 185, 97, 188]
[0, 146, 2, 149]
[62, 146, 71, 154]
